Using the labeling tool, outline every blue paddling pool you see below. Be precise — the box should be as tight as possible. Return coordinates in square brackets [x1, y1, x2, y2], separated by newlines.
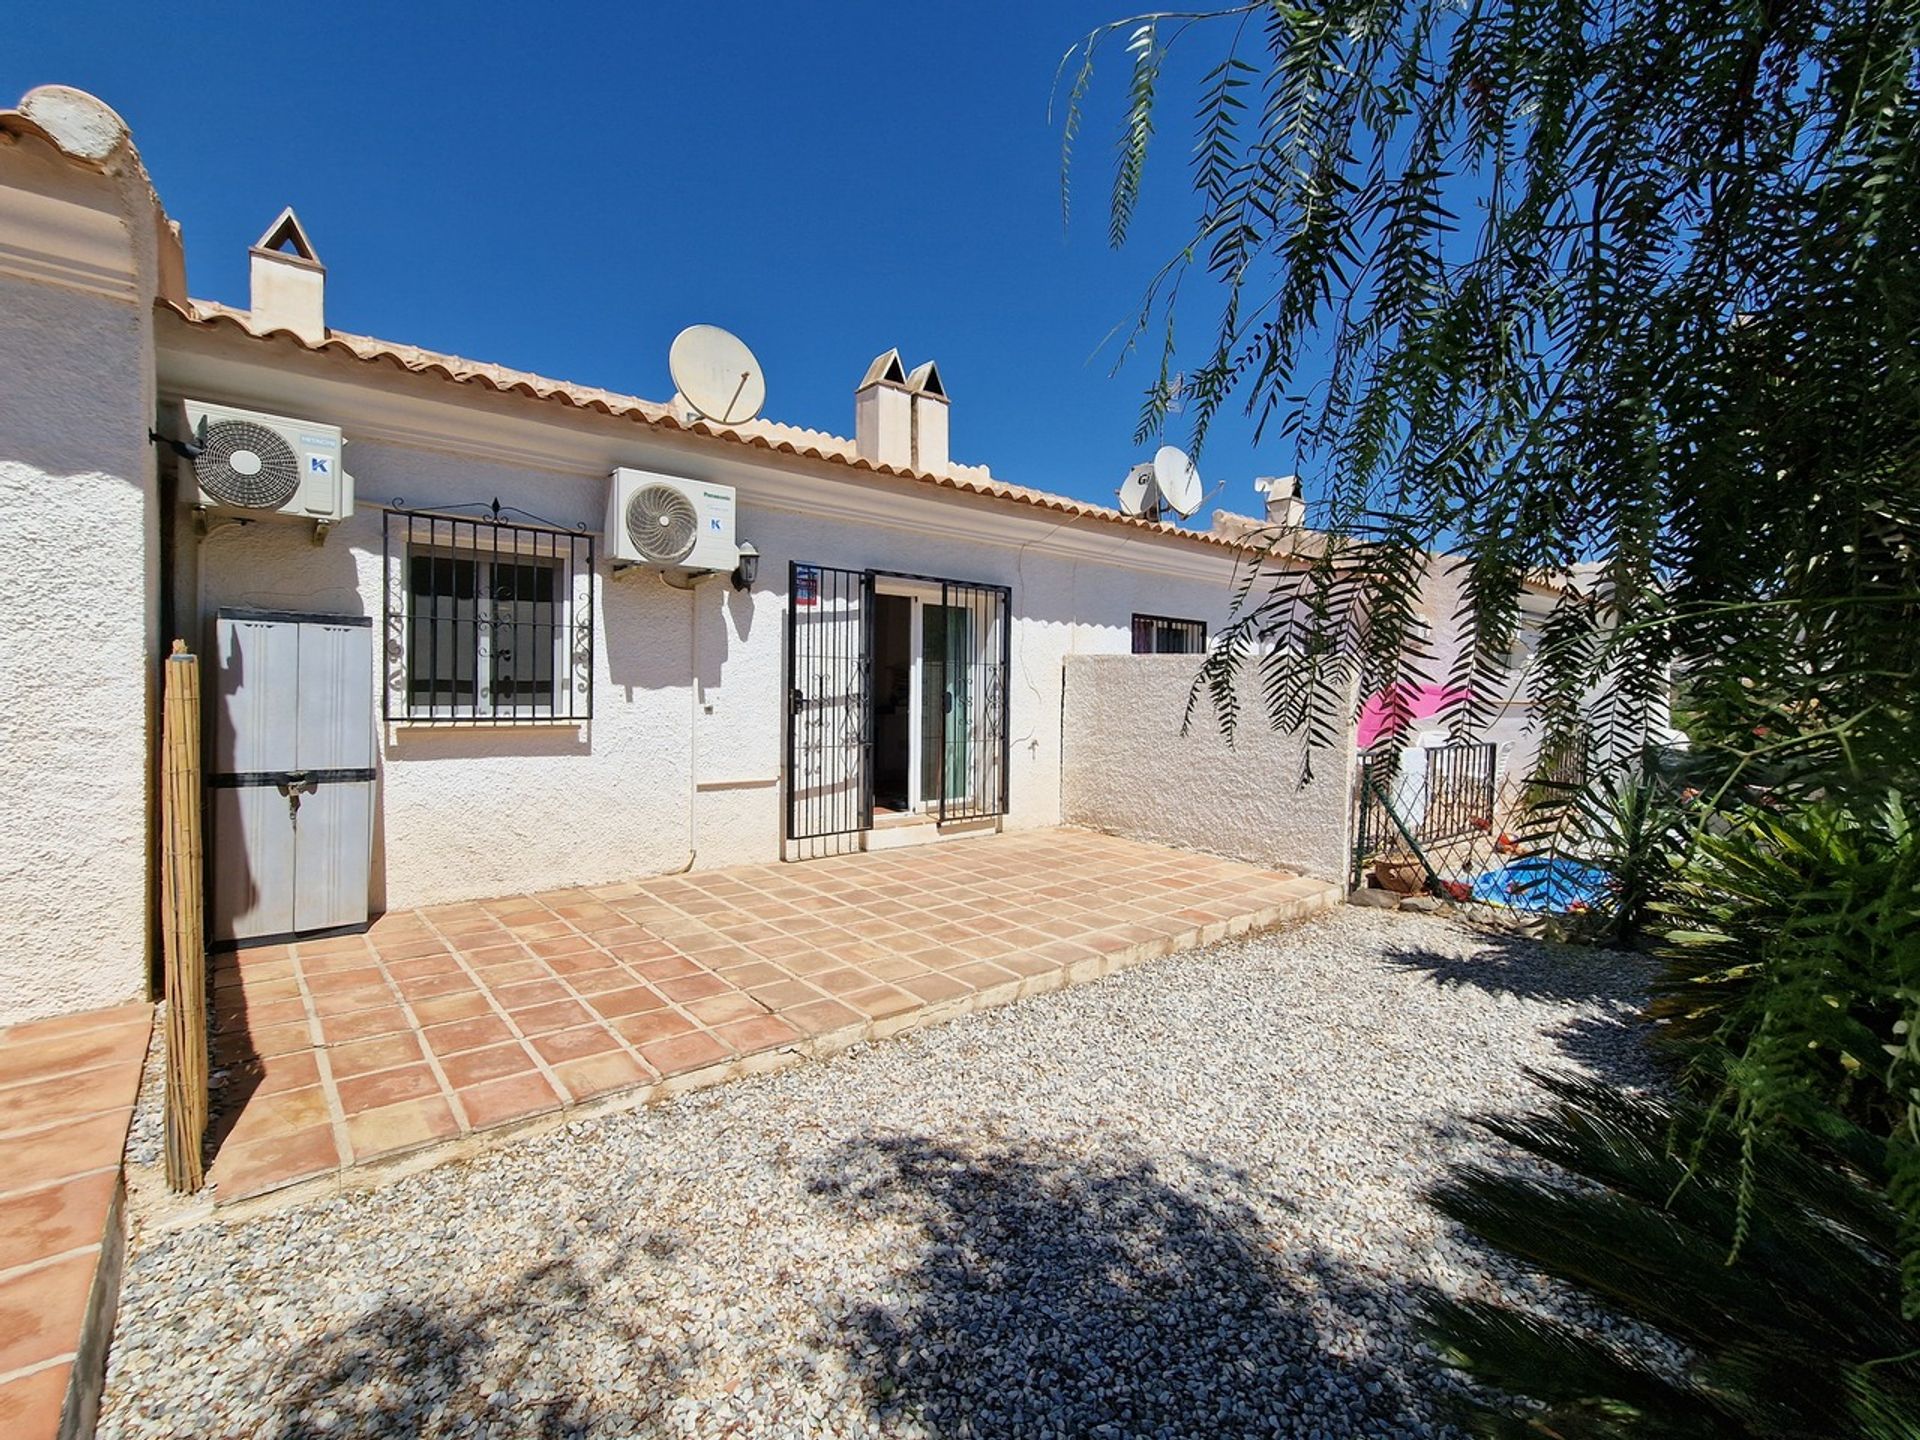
[1468, 856, 1612, 912]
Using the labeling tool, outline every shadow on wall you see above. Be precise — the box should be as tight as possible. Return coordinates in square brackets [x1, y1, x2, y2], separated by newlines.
[808, 1134, 1423, 1437]
[604, 564, 698, 696]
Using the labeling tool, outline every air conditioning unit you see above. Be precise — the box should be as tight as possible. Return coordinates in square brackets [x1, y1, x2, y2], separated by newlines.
[183, 400, 352, 523]
[605, 468, 737, 572]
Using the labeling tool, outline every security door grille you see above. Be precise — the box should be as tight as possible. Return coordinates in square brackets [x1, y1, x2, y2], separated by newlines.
[785, 565, 1011, 842]
[382, 507, 595, 723]
[932, 579, 1010, 823]
[787, 564, 874, 841]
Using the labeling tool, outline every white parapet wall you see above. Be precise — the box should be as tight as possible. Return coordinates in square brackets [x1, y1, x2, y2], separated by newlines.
[1060, 654, 1355, 882]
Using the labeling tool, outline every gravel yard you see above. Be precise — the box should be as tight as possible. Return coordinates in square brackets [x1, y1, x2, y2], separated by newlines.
[99, 909, 1655, 1440]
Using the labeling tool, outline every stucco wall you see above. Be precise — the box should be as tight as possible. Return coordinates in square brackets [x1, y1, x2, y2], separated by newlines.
[1060, 655, 1355, 881]
[0, 134, 159, 1022]
[188, 418, 1252, 913]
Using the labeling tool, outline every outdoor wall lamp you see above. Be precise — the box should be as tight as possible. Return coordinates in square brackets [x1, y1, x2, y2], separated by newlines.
[731, 541, 760, 591]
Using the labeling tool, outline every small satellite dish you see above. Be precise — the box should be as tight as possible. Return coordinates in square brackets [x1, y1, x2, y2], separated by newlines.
[1153, 444, 1203, 518]
[1116, 462, 1160, 518]
[668, 324, 766, 425]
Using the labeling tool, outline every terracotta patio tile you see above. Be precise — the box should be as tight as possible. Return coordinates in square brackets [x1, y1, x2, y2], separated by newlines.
[345, 1095, 459, 1163]
[712, 1013, 805, 1055]
[436, 916, 506, 938]
[684, 991, 765, 1027]
[458, 942, 533, 969]
[510, 999, 592, 1035]
[745, 978, 825, 1010]
[365, 933, 449, 961]
[470, 959, 550, 987]
[638, 1030, 732, 1077]
[899, 972, 973, 1005]
[0, 1065, 138, 1135]
[0, 1169, 116, 1273]
[551, 1049, 652, 1103]
[533, 939, 602, 965]
[422, 1015, 514, 1058]
[655, 972, 731, 1004]
[568, 967, 641, 995]
[396, 971, 482, 1003]
[588, 986, 669, 1020]
[842, 985, 919, 1021]
[438, 1042, 537, 1090]
[308, 985, 397, 1019]
[0, 1249, 97, 1374]
[319, 1005, 411, 1045]
[905, 945, 967, 972]
[807, 967, 872, 998]
[530, 1025, 622, 1066]
[743, 934, 814, 961]
[713, 960, 787, 989]
[0, 1027, 146, 1089]
[860, 954, 929, 983]
[240, 1047, 323, 1098]
[456, 1070, 564, 1130]
[0, 1360, 73, 1439]
[408, 990, 494, 1026]
[209, 1123, 342, 1196]
[302, 964, 386, 994]
[385, 953, 465, 982]
[326, 1032, 425, 1080]
[223, 1084, 331, 1147]
[610, 1010, 694, 1048]
[491, 979, 568, 1010]
[630, 953, 701, 982]
[784, 998, 865, 1037]
[777, 949, 839, 978]
[339, 1059, 443, 1113]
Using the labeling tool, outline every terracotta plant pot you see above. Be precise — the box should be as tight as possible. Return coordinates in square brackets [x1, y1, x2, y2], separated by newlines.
[1372, 855, 1426, 895]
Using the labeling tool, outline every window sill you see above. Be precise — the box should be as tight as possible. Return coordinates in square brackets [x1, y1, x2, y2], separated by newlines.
[389, 718, 588, 732]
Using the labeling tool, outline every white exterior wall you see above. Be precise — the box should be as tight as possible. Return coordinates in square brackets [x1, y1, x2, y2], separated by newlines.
[163, 326, 1252, 912]
[1060, 655, 1356, 881]
[0, 126, 162, 1023]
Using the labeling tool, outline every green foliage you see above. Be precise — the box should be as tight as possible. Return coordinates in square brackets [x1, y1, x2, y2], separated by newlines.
[1427, 1074, 1920, 1439]
[1061, 0, 1920, 773]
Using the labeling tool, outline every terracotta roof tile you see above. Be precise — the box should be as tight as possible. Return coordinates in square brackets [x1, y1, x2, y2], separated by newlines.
[160, 300, 1261, 555]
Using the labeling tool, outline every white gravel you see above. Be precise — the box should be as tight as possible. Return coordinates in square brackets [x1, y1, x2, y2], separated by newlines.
[99, 909, 1654, 1440]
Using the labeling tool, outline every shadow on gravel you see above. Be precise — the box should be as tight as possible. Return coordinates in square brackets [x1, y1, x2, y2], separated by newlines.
[265, 1250, 674, 1440]
[1380, 926, 1652, 1007]
[811, 1134, 1434, 1438]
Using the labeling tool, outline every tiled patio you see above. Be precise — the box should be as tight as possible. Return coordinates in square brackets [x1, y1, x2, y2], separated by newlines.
[208, 829, 1338, 1205]
[0, 1001, 151, 1440]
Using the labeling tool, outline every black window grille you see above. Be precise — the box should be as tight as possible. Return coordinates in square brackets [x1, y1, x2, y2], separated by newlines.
[382, 507, 594, 723]
[1131, 613, 1208, 654]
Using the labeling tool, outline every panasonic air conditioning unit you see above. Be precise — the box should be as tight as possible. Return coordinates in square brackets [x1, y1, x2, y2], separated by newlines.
[183, 400, 352, 524]
[605, 468, 737, 572]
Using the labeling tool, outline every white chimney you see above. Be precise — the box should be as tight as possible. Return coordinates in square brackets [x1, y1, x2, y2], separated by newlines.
[905, 360, 948, 474]
[854, 348, 913, 468]
[248, 207, 325, 343]
[1254, 474, 1306, 529]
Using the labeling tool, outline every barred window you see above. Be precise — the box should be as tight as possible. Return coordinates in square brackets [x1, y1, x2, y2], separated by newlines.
[1131, 613, 1208, 655]
[382, 508, 594, 723]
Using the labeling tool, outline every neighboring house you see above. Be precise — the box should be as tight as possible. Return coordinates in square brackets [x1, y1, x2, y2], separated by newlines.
[0, 87, 1297, 1026]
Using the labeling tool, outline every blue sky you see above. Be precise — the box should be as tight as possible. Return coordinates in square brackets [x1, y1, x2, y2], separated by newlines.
[6, 3, 1293, 519]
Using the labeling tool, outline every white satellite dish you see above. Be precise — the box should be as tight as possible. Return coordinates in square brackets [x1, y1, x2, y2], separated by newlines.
[1153, 444, 1203, 518]
[1116, 462, 1160, 518]
[668, 324, 766, 425]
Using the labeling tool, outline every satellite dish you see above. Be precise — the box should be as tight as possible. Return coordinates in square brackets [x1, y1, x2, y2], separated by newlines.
[1116, 462, 1160, 518]
[1153, 444, 1203, 518]
[668, 324, 766, 425]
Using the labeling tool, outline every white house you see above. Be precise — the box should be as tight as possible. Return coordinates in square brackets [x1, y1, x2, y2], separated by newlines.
[1, 87, 1334, 1026]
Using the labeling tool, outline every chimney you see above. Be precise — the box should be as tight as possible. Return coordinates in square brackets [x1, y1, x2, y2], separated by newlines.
[248, 207, 325, 343]
[854, 348, 912, 468]
[1254, 474, 1306, 529]
[905, 361, 948, 474]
